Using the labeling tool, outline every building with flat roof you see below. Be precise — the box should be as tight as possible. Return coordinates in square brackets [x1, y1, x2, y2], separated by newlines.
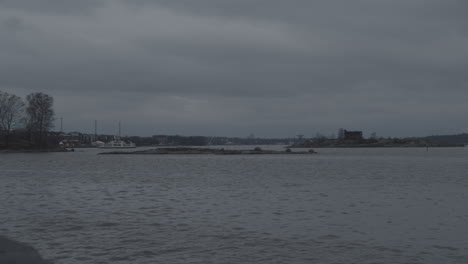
[344, 130, 363, 141]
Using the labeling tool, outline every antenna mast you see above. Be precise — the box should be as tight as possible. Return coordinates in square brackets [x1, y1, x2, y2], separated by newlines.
[94, 120, 97, 141]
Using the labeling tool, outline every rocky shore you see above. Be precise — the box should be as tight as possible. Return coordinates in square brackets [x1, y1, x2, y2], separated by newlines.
[0, 236, 49, 264]
[100, 147, 318, 155]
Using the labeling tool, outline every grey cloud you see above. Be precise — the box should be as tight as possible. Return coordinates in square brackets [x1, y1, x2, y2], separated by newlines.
[1, 0, 467, 136]
[0, 0, 105, 15]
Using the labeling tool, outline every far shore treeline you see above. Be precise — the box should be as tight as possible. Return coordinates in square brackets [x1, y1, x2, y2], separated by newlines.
[0, 90, 55, 149]
[1, 90, 467, 150]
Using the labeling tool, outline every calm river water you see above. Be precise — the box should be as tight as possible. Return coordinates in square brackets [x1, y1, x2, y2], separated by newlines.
[1, 147, 468, 263]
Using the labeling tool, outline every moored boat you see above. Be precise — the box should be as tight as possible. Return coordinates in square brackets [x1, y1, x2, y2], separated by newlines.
[99, 137, 136, 149]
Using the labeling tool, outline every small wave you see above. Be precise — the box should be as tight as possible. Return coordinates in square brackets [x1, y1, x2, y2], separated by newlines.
[96, 222, 120, 227]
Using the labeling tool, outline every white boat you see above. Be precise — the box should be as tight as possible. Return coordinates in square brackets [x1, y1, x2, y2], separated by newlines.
[98, 121, 136, 149]
[99, 137, 136, 149]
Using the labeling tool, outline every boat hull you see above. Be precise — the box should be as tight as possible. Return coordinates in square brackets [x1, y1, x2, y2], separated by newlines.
[98, 140, 137, 149]
[98, 146, 137, 149]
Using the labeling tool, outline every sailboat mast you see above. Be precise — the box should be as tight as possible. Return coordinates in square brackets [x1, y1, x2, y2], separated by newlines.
[118, 121, 121, 138]
[94, 120, 97, 140]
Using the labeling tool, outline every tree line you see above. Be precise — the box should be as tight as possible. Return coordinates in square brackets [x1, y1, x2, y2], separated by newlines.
[0, 90, 55, 148]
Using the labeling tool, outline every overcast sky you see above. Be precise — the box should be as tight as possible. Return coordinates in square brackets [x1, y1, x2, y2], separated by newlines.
[1, 0, 467, 137]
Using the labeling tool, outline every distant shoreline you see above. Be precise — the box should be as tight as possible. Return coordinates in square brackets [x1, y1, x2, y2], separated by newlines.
[0, 148, 69, 153]
[100, 147, 318, 155]
[288, 140, 465, 149]
[289, 145, 465, 149]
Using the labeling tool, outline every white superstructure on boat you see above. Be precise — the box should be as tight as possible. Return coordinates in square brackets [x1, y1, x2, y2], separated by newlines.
[99, 137, 136, 149]
[98, 121, 136, 149]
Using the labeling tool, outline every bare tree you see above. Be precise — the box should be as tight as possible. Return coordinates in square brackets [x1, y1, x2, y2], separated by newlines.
[0, 91, 7, 131]
[0, 91, 9, 130]
[0, 91, 25, 147]
[26, 92, 55, 147]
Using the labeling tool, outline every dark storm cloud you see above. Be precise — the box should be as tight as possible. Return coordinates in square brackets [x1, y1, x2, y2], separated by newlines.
[0, 0, 467, 136]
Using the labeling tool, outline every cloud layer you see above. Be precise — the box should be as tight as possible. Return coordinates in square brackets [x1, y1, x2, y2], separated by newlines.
[1, 0, 467, 137]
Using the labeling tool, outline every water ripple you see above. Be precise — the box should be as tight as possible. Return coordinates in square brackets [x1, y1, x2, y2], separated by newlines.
[1, 147, 468, 263]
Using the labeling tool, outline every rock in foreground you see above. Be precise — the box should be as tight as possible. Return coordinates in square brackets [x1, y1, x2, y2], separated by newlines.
[0, 236, 49, 264]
